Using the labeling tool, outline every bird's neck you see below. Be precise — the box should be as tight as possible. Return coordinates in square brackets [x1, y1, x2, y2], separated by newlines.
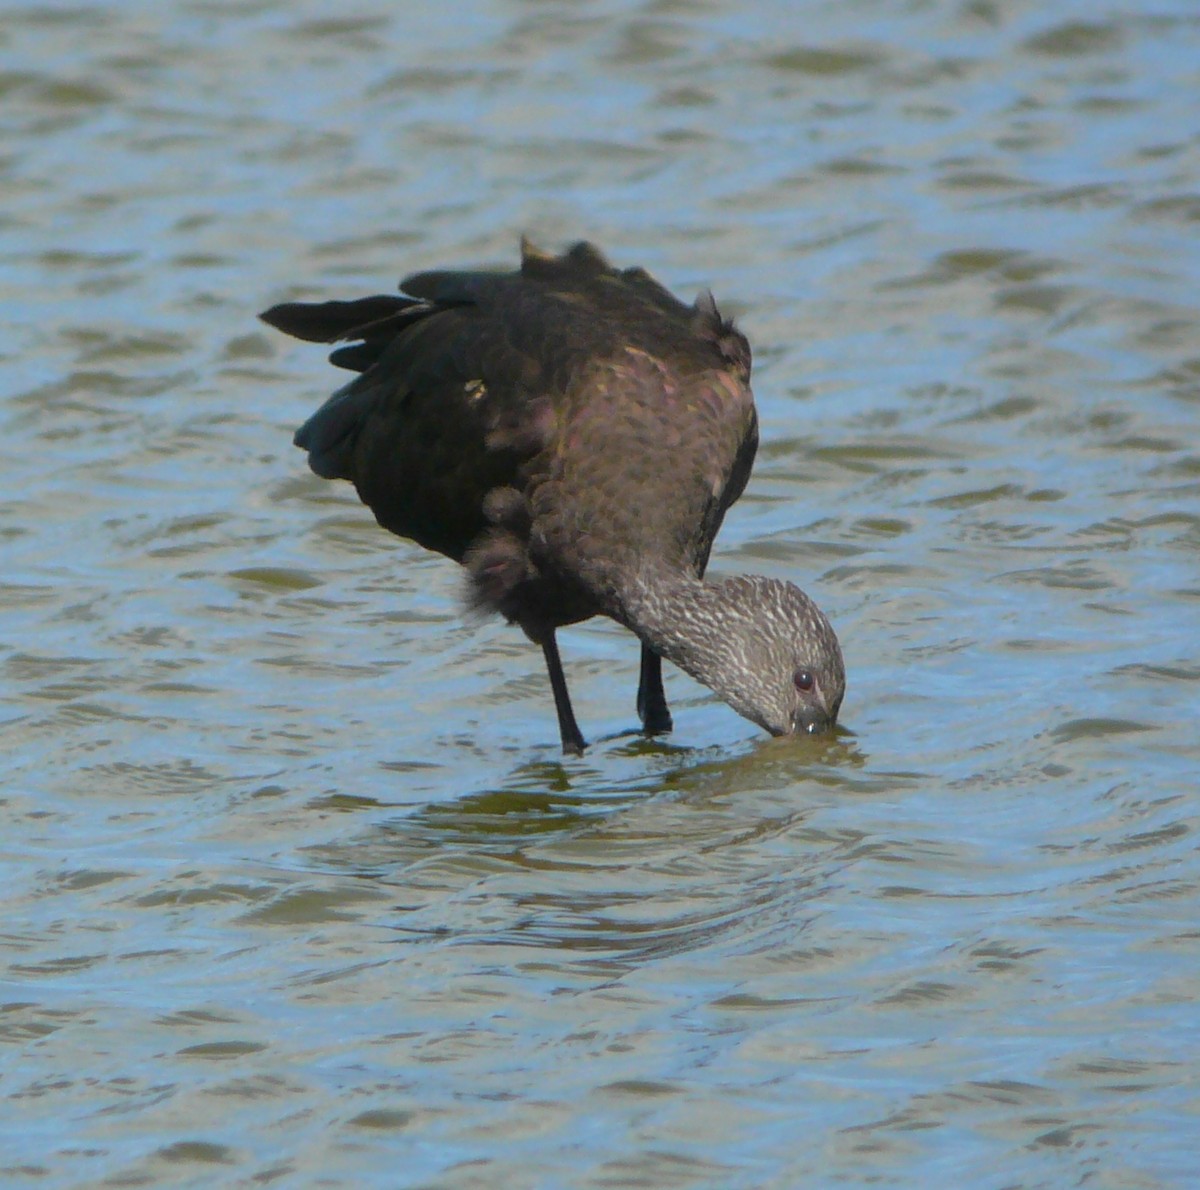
[617, 564, 746, 695]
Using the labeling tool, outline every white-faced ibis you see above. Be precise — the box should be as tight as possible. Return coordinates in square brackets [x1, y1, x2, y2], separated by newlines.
[262, 240, 844, 753]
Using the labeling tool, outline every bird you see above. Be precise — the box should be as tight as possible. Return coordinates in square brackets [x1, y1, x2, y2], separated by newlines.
[261, 239, 844, 754]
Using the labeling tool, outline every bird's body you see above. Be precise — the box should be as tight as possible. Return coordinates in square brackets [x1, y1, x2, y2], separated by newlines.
[263, 240, 843, 752]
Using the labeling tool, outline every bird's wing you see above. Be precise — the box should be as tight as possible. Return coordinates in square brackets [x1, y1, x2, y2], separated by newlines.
[263, 242, 757, 579]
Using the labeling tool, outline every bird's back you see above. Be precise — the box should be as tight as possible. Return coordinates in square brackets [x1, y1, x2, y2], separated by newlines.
[263, 240, 759, 633]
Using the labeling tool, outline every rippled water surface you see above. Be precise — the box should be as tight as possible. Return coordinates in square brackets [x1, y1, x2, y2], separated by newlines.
[4, 0, 1199, 1185]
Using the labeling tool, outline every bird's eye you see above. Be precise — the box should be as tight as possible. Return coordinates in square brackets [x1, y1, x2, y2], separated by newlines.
[793, 669, 815, 693]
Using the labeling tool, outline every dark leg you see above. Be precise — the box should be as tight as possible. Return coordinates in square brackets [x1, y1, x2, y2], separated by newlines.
[542, 632, 586, 755]
[636, 644, 673, 734]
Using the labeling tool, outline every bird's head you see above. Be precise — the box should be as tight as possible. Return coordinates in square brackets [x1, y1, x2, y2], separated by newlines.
[701, 576, 845, 738]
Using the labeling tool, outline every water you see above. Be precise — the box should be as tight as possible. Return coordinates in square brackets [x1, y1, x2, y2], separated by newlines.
[3, 0, 1198, 1185]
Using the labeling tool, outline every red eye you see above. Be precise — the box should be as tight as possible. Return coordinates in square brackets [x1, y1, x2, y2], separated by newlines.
[794, 669, 814, 693]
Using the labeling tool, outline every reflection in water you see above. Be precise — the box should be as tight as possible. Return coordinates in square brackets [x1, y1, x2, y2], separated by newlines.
[296, 736, 877, 980]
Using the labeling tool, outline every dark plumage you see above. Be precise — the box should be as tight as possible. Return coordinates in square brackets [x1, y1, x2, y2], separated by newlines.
[262, 239, 844, 753]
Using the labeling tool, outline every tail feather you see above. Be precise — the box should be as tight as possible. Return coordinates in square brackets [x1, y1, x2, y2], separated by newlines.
[328, 342, 383, 372]
[293, 379, 379, 480]
[259, 295, 419, 343]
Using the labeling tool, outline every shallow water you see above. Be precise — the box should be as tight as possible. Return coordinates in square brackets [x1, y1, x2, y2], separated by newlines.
[3, 0, 1199, 1185]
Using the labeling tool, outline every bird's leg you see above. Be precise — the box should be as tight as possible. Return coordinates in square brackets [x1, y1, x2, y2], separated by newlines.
[636, 644, 673, 734]
[541, 632, 586, 755]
